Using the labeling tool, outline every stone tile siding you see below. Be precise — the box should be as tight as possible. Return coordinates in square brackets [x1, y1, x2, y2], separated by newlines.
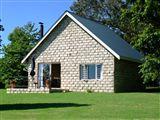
[27, 17, 115, 92]
[7, 88, 50, 93]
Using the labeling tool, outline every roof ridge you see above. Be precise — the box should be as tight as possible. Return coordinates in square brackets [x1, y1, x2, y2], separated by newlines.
[67, 11, 109, 28]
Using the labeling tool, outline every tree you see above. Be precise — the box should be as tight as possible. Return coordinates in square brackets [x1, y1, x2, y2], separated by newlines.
[0, 23, 39, 86]
[0, 19, 4, 86]
[0, 19, 4, 52]
[70, 0, 127, 37]
[71, 0, 160, 83]
[120, 0, 160, 83]
[0, 19, 4, 32]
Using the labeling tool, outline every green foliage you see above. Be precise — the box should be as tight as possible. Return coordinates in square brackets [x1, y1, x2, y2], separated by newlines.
[140, 55, 160, 83]
[0, 23, 39, 86]
[86, 89, 93, 93]
[132, 25, 160, 55]
[120, 0, 160, 83]
[0, 19, 4, 31]
[134, 26, 160, 83]
[70, 0, 126, 29]
[120, 0, 160, 41]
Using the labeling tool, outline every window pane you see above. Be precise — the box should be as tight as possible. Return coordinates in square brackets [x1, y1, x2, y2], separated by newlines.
[80, 65, 84, 79]
[43, 64, 50, 80]
[97, 64, 102, 79]
[88, 64, 95, 79]
[38, 64, 43, 81]
[80, 65, 88, 79]
[38, 64, 44, 87]
[85, 65, 88, 79]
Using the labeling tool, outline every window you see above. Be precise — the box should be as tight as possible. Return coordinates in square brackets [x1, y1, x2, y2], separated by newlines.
[80, 64, 102, 80]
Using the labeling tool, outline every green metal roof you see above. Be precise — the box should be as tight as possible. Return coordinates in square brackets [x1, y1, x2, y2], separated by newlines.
[69, 12, 143, 62]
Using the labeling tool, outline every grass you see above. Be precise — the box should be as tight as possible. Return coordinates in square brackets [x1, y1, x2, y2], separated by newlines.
[0, 89, 160, 120]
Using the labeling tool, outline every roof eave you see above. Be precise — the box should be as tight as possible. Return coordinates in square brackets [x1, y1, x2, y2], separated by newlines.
[120, 56, 143, 63]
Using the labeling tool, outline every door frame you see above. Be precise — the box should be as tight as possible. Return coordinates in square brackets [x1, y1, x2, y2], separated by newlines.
[50, 63, 61, 88]
[37, 62, 61, 88]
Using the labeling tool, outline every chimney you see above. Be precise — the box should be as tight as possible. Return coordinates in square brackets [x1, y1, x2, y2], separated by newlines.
[39, 22, 44, 38]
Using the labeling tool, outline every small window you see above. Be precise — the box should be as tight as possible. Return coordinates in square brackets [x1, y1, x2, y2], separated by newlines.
[80, 64, 102, 80]
[88, 64, 95, 79]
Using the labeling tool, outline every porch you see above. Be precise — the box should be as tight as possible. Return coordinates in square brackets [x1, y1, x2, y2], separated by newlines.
[7, 88, 50, 93]
[7, 63, 69, 93]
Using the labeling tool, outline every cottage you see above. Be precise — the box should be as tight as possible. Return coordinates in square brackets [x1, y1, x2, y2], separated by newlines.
[15, 11, 144, 93]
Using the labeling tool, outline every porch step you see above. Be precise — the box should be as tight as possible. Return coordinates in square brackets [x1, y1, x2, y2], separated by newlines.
[50, 88, 69, 92]
[7, 88, 50, 93]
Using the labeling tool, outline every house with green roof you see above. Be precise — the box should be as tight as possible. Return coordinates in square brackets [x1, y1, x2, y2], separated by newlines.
[8, 11, 144, 93]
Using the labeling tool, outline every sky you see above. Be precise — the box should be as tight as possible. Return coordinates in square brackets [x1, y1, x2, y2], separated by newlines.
[0, 0, 74, 47]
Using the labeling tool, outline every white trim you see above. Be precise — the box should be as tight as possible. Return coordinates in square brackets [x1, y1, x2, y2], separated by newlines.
[49, 64, 52, 81]
[80, 64, 103, 80]
[96, 64, 103, 80]
[101, 64, 103, 80]
[95, 64, 97, 79]
[22, 11, 121, 63]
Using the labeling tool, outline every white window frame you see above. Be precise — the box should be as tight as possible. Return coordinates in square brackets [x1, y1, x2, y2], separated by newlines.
[96, 64, 103, 80]
[80, 64, 103, 80]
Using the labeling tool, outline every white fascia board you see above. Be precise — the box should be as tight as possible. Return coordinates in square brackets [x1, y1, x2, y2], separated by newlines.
[21, 12, 68, 63]
[66, 13, 120, 60]
[21, 11, 120, 63]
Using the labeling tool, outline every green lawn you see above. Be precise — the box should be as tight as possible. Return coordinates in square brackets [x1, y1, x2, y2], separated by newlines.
[0, 89, 159, 120]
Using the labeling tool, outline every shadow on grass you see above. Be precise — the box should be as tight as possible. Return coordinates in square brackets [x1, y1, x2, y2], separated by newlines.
[115, 87, 160, 93]
[0, 103, 90, 111]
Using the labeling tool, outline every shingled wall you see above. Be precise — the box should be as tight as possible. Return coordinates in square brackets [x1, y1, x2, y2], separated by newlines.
[27, 17, 115, 92]
[26, 17, 143, 93]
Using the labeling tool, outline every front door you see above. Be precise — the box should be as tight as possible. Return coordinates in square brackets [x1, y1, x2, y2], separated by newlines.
[51, 64, 61, 88]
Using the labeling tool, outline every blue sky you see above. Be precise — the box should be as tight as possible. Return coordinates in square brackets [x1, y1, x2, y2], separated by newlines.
[0, 0, 74, 46]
